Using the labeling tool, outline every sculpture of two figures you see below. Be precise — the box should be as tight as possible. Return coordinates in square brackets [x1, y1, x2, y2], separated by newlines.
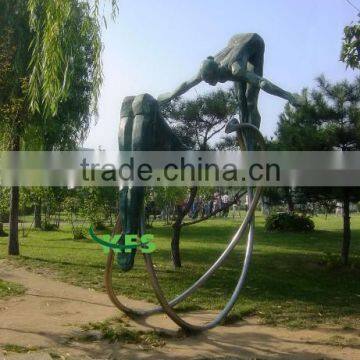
[117, 33, 301, 271]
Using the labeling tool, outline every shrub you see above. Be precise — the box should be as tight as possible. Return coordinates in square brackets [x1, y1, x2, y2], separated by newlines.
[265, 212, 314, 232]
[93, 221, 107, 231]
[0, 213, 9, 222]
[73, 227, 87, 240]
[320, 252, 343, 269]
[0, 222, 7, 237]
[41, 223, 58, 231]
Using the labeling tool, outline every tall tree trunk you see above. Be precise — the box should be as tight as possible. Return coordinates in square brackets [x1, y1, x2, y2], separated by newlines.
[171, 187, 197, 268]
[8, 185, 20, 255]
[54, 210, 59, 229]
[341, 188, 351, 266]
[286, 188, 294, 212]
[171, 224, 182, 268]
[34, 200, 42, 229]
[0, 198, 5, 235]
[8, 133, 20, 256]
[0, 222, 6, 236]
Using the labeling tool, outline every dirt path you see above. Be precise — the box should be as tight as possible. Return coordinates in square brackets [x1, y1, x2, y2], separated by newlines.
[0, 260, 359, 360]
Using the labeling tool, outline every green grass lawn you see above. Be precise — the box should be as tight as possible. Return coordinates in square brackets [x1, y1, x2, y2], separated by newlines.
[0, 213, 359, 329]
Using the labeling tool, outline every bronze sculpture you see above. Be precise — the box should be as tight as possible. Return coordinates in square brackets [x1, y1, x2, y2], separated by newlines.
[158, 33, 302, 127]
[116, 33, 301, 272]
[102, 33, 303, 332]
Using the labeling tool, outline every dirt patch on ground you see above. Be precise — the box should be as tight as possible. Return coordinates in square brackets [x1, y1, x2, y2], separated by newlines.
[0, 260, 359, 359]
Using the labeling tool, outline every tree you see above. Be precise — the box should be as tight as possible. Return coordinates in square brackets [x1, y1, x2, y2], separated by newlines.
[149, 187, 188, 225]
[165, 89, 238, 151]
[24, 1, 107, 151]
[0, 189, 9, 237]
[162, 90, 238, 267]
[0, 0, 32, 255]
[276, 76, 360, 265]
[341, 17, 360, 70]
[83, 187, 118, 230]
[22, 2, 107, 232]
[63, 187, 118, 239]
[0, 0, 117, 255]
[27, 0, 118, 116]
[19, 187, 43, 229]
[18, 187, 71, 231]
[63, 189, 88, 239]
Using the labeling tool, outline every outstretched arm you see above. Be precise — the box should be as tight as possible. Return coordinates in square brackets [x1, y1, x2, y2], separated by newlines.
[231, 62, 303, 107]
[157, 73, 202, 105]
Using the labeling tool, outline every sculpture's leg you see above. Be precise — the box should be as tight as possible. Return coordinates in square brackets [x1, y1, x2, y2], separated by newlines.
[230, 53, 249, 125]
[132, 94, 158, 151]
[125, 187, 145, 236]
[231, 56, 252, 149]
[117, 186, 145, 271]
[118, 96, 135, 151]
[117, 96, 137, 271]
[246, 51, 263, 130]
[235, 81, 248, 123]
[117, 94, 162, 271]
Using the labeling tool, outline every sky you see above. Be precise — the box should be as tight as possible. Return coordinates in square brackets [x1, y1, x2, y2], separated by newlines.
[84, 0, 359, 150]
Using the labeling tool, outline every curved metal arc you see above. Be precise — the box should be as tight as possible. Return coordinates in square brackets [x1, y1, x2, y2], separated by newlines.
[105, 250, 150, 316]
[104, 187, 254, 317]
[105, 123, 265, 332]
[143, 186, 262, 332]
[141, 125, 265, 331]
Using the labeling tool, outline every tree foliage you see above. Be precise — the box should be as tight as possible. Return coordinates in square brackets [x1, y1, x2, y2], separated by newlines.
[164, 89, 238, 150]
[277, 76, 360, 150]
[24, 2, 105, 150]
[341, 18, 360, 70]
[0, 1, 119, 254]
[27, 0, 118, 115]
[275, 76, 360, 264]
[160, 90, 239, 267]
[0, 0, 32, 150]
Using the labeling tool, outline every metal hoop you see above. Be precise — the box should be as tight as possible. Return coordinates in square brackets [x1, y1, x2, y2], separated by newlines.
[104, 123, 265, 332]
[104, 188, 252, 317]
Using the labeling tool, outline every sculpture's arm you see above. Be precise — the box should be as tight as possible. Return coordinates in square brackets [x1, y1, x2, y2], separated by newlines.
[157, 73, 202, 105]
[231, 62, 303, 107]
